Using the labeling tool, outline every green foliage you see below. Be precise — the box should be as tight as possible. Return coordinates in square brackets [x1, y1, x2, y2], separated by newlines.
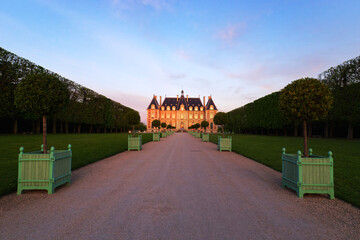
[152, 119, 160, 129]
[279, 78, 333, 122]
[201, 120, 209, 130]
[332, 83, 360, 123]
[194, 123, 200, 129]
[214, 112, 228, 126]
[161, 122, 167, 129]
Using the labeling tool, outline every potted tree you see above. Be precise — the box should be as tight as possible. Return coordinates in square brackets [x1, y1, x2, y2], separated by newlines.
[15, 73, 72, 194]
[201, 120, 209, 142]
[126, 110, 142, 151]
[214, 112, 231, 151]
[194, 123, 201, 138]
[161, 122, 167, 138]
[279, 77, 334, 199]
[152, 120, 161, 141]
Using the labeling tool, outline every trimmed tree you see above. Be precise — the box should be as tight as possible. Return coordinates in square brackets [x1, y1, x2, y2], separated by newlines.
[161, 122, 167, 132]
[14, 73, 69, 153]
[201, 120, 209, 132]
[126, 110, 140, 137]
[279, 77, 333, 157]
[152, 119, 160, 132]
[194, 123, 201, 131]
[213, 112, 228, 137]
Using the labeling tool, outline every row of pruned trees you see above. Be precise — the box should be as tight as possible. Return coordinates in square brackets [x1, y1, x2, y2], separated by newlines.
[0, 47, 142, 134]
[226, 55, 360, 139]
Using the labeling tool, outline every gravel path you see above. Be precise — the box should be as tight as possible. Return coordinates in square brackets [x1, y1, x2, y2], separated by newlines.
[0, 133, 359, 240]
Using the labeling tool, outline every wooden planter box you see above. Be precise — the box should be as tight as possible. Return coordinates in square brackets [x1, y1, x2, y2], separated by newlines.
[195, 132, 201, 138]
[202, 133, 209, 142]
[153, 133, 160, 141]
[17, 144, 72, 195]
[218, 136, 232, 151]
[161, 132, 167, 138]
[282, 148, 334, 199]
[128, 135, 142, 151]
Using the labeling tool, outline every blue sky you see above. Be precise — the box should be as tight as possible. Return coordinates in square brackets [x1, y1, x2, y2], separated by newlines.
[1, 0, 359, 122]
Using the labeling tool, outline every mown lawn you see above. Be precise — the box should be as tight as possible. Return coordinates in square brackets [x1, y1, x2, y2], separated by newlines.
[210, 134, 360, 208]
[0, 133, 152, 197]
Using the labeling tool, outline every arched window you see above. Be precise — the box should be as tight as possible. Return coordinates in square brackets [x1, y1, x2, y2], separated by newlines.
[172, 106, 176, 111]
[189, 106, 193, 111]
[210, 123, 213, 129]
[161, 106, 165, 110]
[210, 105, 214, 110]
[151, 104, 155, 109]
[200, 107, 203, 111]
[180, 104, 184, 111]
[195, 106, 198, 111]
[166, 106, 170, 110]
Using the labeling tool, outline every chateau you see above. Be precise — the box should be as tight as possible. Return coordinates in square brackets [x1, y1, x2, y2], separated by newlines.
[146, 90, 218, 132]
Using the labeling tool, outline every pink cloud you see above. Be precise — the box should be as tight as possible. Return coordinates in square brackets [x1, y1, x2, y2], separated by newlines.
[215, 23, 246, 46]
[175, 50, 192, 61]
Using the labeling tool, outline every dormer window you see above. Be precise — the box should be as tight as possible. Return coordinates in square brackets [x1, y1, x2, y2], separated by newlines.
[166, 106, 170, 110]
[172, 106, 175, 111]
[161, 106, 165, 110]
[195, 106, 198, 111]
[210, 105, 214, 110]
[180, 104, 184, 111]
[151, 104, 155, 109]
[189, 106, 193, 111]
[200, 107, 203, 111]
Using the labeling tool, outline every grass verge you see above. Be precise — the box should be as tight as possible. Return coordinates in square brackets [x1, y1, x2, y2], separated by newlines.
[0, 133, 152, 197]
[210, 134, 360, 208]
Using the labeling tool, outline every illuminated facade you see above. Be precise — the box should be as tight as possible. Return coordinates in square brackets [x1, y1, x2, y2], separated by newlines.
[146, 90, 218, 131]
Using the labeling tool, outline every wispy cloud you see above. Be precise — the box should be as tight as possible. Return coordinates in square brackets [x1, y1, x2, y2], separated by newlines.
[168, 73, 186, 80]
[111, 0, 174, 10]
[175, 50, 192, 61]
[215, 23, 246, 46]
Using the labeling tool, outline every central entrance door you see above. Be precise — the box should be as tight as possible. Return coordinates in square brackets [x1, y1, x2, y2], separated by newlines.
[180, 122, 184, 128]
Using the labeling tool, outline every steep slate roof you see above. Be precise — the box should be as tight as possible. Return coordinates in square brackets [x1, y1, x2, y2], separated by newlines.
[162, 98, 178, 108]
[147, 96, 160, 109]
[205, 97, 217, 110]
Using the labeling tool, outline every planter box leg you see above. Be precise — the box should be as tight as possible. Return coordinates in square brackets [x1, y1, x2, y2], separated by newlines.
[329, 190, 335, 199]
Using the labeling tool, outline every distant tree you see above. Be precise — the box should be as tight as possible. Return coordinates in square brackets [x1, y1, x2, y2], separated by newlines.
[194, 123, 201, 131]
[15, 73, 69, 153]
[279, 78, 333, 157]
[214, 112, 228, 137]
[201, 120, 209, 132]
[152, 119, 160, 132]
[161, 122, 167, 132]
[126, 110, 140, 137]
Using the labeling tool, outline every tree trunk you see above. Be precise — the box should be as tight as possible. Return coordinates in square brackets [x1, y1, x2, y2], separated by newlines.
[73, 123, 76, 133]
[65, 121, 69, 134]
[97, 126, 100, 133]
[275, 129, 279, 136]
[110, 128, 113, 133]
[284, 128, 287, 136]
[104, 127, 107, 133]
[303, 120, 308, 157]
[308, 122, 312, 138]
[13, 118, 18, 134]
[347, 121, 353, 139]
[32, 120, 35, 133]
[89, 125, 93, 133]
[60, 121, 63, 133]
[52, 118, 56, 134]
[294, 124, 298, 137]
[77, 123, 81, 134]
[43, 115, 47, 154]
[330, 126, 334, 138]
[133, 125, 135, 137]
[36, 119, 40, 134]
[324, 120, 329, 138]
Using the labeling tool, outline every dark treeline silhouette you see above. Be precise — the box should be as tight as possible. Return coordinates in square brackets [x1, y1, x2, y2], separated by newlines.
[0, 47, 145, 134]
[227, 56, 360, 139]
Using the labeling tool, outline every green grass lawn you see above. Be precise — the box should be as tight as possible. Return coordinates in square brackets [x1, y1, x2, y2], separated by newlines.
[210, 134, 360, 208]
[0, 133, 152, 197]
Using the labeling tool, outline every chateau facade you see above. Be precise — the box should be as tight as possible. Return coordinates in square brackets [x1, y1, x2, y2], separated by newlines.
[146, 90, 218, 131]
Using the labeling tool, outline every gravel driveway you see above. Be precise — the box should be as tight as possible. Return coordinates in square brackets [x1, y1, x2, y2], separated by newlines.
[0, 133, 359, 240]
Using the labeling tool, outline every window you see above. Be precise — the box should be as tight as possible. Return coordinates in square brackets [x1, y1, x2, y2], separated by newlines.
[172, 114, 175, 118]
[181, 114, 184, 119]
[151, 113, 155, 118]
[195, 106, 198, 111]
[161, 106, 165, 110]
[180, 104, 184, 111]
[195, 114, 198, 119]
[167, 106, 170, 110]
[200, 107, 203, 111]
[210, 113, 214, 118]
[151, 104, 155, 109]
[167, 114, 170, 118]
[200, 114, 203, 119]
[161, 114, 164, 118]
[210, 123, 213, 129]
[189, 114, 193, 119]
[210, 105, 214, 110]
[189, 106, 193, 111]
[172, 106, 176, 111]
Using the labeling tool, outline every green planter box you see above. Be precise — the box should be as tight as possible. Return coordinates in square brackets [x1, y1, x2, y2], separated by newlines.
[218, 136, 232, 151]
[17, 144, 72, 195]
[282, 148, 335, 199]
[128, 135, 142, 151]
[153, 133, 160, 141]
[195, 132, 201, 138]
[161, 132, 167, 138]
[202, 133, 209, 142]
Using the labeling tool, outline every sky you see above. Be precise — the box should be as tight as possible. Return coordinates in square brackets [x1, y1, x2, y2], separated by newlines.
[1, 0, 359, 122]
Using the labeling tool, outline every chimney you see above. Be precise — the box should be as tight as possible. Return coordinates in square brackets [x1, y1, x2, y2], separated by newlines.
[154, 95, 157, 100]
[208, 96, 211, 100]
[177, 95, 179, 101]
[160, 96, 162, 106]
[203, 96, 205, 107]
[186, 95, 188, 102]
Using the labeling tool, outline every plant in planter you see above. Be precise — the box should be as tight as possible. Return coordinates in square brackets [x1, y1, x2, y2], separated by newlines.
[201, 121, 209, 142]
[214, 112, 231, 151]
[126, 110, 142, 151]
[161, 122, 167, 137]
[279, 78, 334, 198]
[194, 123, 201, 138]
[152, 119, 160, 132]
[14, 73, 71, 194]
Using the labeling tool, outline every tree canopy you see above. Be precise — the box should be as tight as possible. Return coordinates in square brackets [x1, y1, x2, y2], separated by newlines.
[214, 112, 228, 137]
[126, 110, 140, 136]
